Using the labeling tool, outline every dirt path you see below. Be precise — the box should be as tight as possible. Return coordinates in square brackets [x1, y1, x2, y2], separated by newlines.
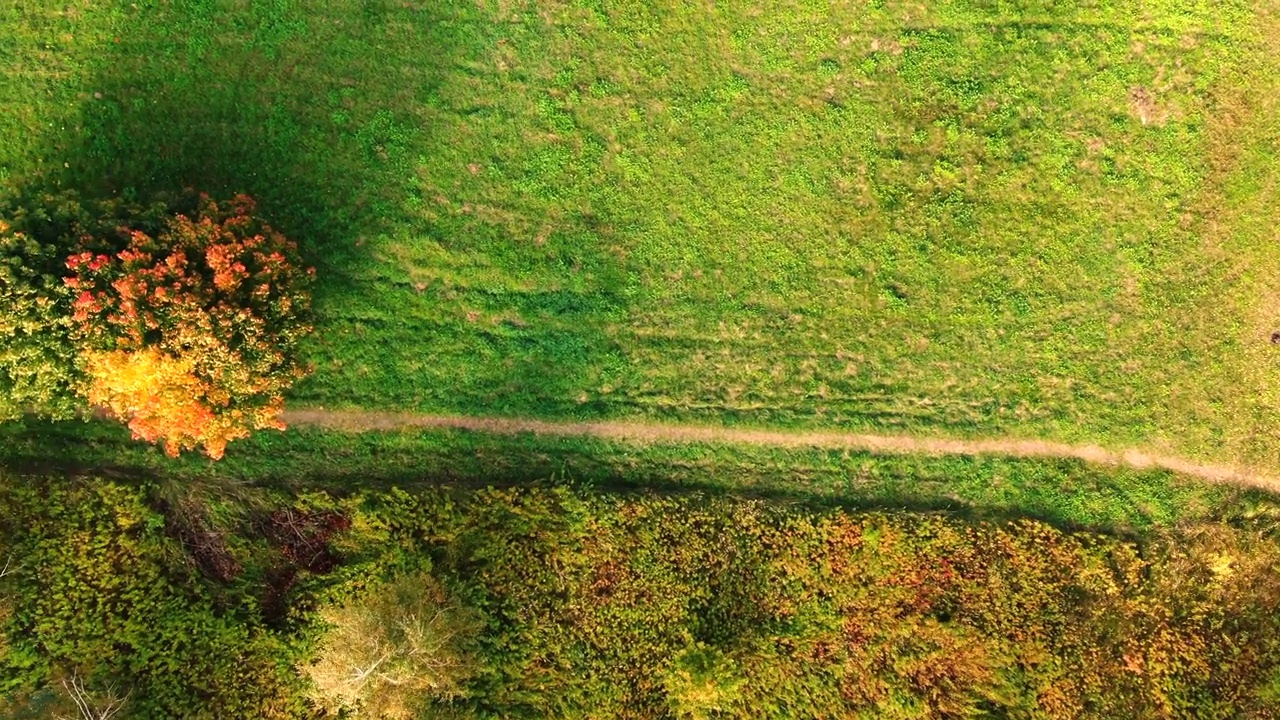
[283, 409, 1280, 493]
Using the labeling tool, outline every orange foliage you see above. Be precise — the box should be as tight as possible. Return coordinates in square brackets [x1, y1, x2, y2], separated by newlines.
[67, 194, 312, 459]
[83, 348, 285, 459]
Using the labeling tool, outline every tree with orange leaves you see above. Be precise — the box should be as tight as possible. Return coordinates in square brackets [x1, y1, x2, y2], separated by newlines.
[66, 194, 314, 458]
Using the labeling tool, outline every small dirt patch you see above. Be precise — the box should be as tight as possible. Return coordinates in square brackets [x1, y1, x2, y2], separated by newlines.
[1129, 86, 1165, 126]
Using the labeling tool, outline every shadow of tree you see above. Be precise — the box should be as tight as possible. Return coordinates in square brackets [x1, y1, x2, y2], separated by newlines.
[42, 0, 423, 286]
[9, 0, 632, 419]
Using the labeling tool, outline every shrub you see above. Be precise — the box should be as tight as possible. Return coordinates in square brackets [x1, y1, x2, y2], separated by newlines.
[0, 220, 80, 421]
[0, 475, 303, 718]
[663, 643, 747, 720]
[0, 186, 176, 255]
[66, 194, 314, 458]
[303, 571, 480, 718]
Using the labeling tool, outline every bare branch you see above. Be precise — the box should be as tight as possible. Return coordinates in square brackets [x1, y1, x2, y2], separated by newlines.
[349, 651, 393, 689]
[59, 672, 131, 720]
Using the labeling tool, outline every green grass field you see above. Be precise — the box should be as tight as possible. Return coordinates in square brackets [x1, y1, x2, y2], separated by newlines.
[10, 3, 1280, 713]
[3, 1, 1280, 465]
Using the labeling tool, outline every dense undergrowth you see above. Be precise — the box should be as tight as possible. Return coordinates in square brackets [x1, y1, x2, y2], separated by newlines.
[3, 471, 1280, 718]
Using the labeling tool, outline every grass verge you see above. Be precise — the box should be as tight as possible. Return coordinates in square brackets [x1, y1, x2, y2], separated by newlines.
[2, 417, 1277, 534]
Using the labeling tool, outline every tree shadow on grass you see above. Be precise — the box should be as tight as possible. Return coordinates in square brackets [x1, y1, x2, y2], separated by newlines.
[10, 0, 631, 419]
[40, 0, 415, 287]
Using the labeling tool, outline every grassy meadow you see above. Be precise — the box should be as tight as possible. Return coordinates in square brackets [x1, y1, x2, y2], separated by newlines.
[4, 0, 1280, 469]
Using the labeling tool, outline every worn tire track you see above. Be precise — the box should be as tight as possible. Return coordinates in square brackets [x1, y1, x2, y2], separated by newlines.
[283, 409, 1280, 493]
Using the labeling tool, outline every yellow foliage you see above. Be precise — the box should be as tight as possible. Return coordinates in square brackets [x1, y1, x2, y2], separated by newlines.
[84, 348, 283, 459]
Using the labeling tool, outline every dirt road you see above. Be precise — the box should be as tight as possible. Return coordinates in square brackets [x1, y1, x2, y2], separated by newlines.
[283, 409, 1280, 493]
